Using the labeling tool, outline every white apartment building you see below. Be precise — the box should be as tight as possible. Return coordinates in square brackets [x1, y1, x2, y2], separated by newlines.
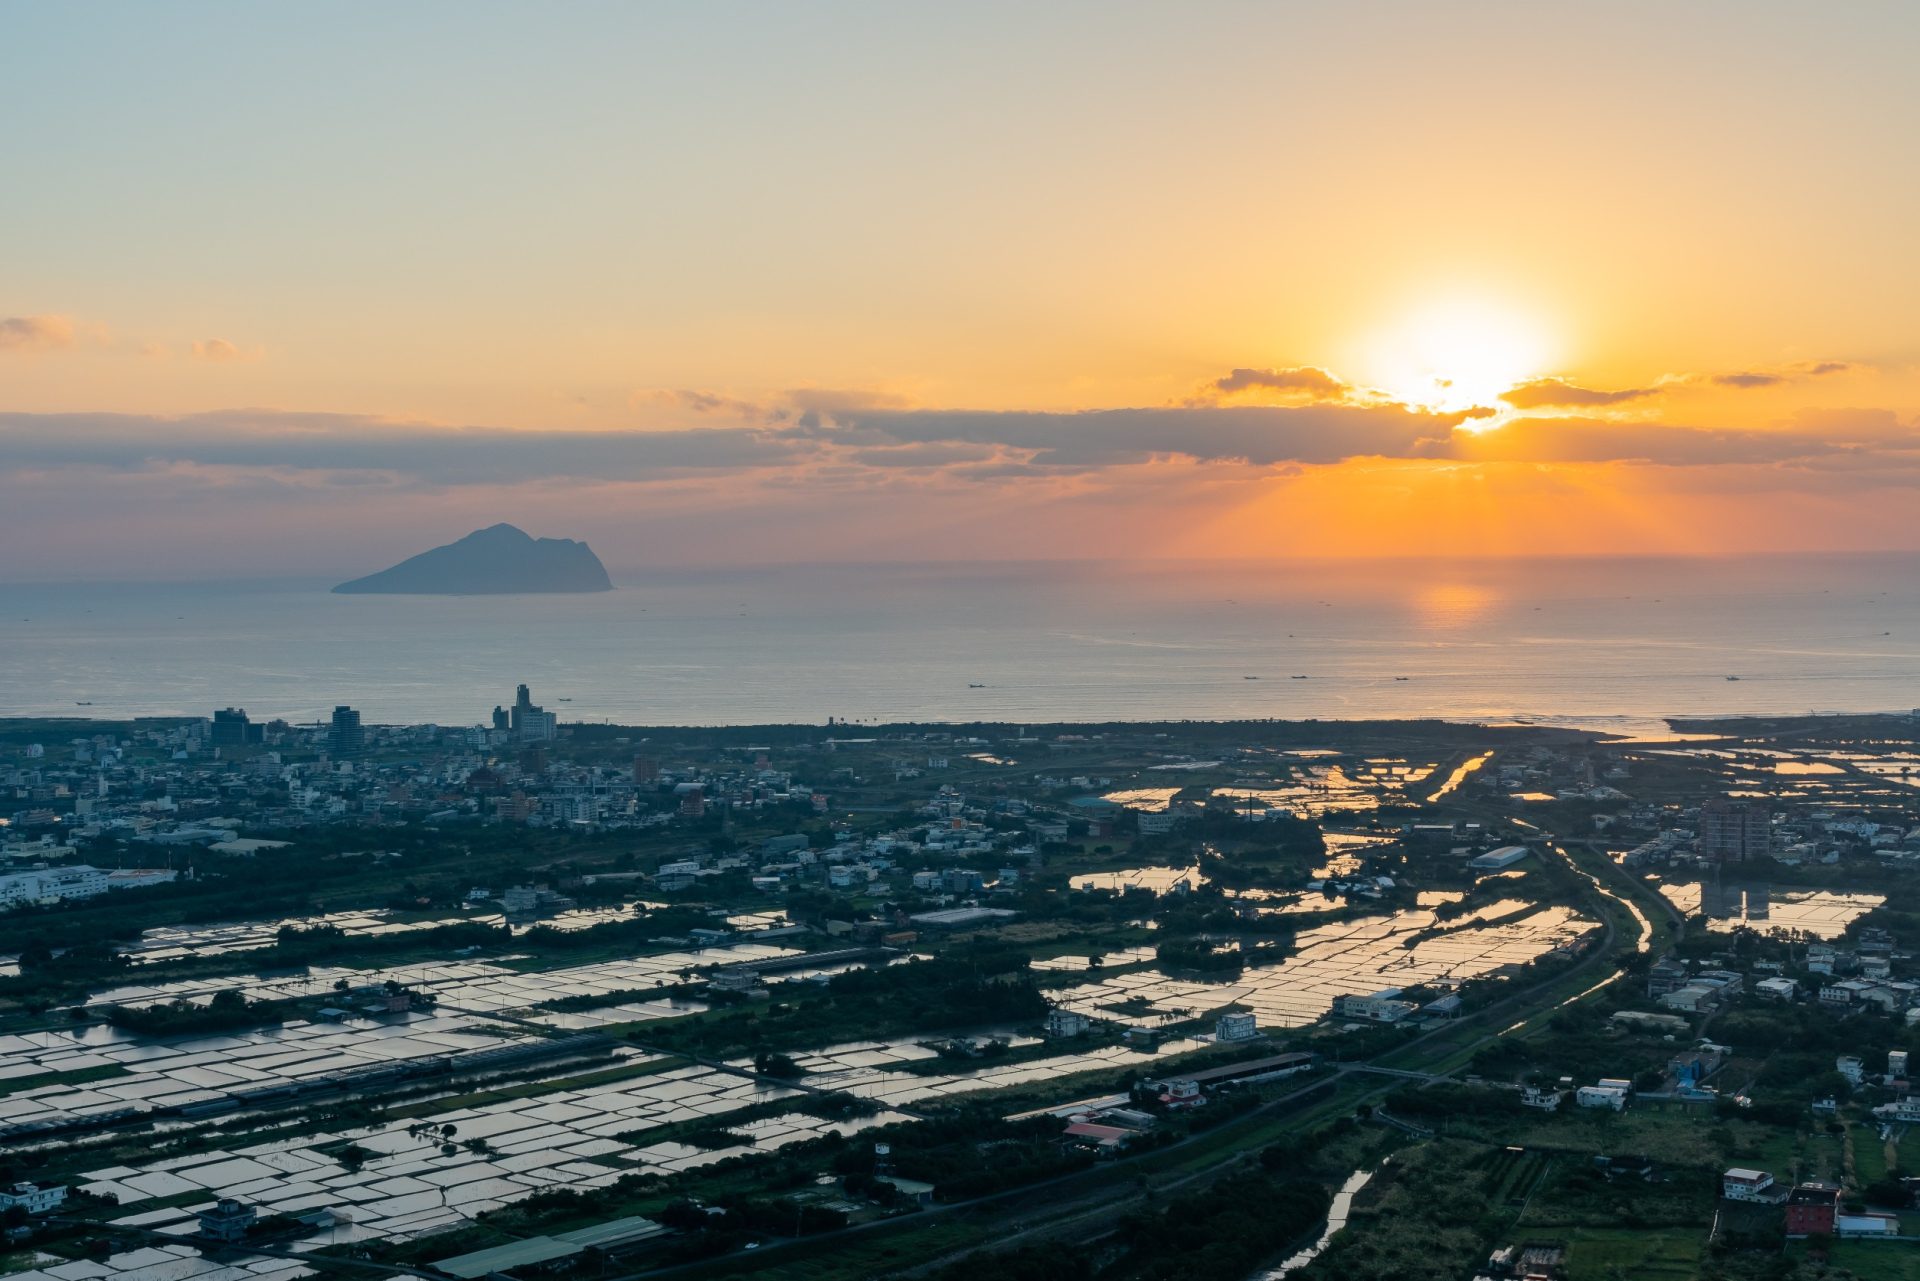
[0, 865, 107, 908]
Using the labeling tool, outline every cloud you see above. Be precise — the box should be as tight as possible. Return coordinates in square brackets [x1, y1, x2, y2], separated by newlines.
[1210, 366, 1350, 401]
[818, 403, 1468, 468]
[1456, 410, 1920, 467]
[3, 399, 1917, 509]
[1502, 360, 1860, 404]
[632, 385, 913, 426]
[0, 315, 77, 351]
[637, 389, 767, 417]
[192, 338, 252, 362]
[1499, 377, 1660, 408]
[0, 410, 821, 486]
[784, 387, 912, 417]
[1710, 360, 1857, 388]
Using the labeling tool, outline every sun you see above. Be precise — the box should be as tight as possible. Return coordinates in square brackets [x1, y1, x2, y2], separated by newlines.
[1359, 297, 1556, 418]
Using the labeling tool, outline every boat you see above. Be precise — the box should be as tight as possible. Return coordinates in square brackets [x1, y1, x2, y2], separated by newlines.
[1725, 675, 1741, 681]
[558, 697, 573, 702]
[1243, 675, 1260, 680]
[968, 683, 986, 688]
[1394, 677, 1409, 681]
[75, 700, 93, 706]
[1291, 675, 1309, 680]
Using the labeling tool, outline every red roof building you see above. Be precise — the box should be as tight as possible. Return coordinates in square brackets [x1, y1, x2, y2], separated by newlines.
[1785, 1182, 1841, 1236]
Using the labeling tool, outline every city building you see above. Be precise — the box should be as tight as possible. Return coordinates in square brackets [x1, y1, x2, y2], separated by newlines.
[1645, 957, 1691, 996]
[0, 1183, 67, 1215]
[1468, 845, 1530, 871]
[328, 705, 364, 759]
[1216, 1011, 1259, 1042]
[1699, 798, 1770, 862]
[510, 684, 558, 742]
[1044, 1007, 1092, 1038]
[211, 708, 262, 749]
[1156, 1078, 1205, 1109]
[1519, 1085, 1563, 1111]
[1784, 1182, 1842, 1237]
[1332, 990, 1419, 1023]
[1722, 1169, 1777, 1202]
[197, 1199, 257, 1243]
[0, 865, 108, 908]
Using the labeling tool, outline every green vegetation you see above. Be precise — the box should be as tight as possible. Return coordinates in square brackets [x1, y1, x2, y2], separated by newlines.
[641, 947, 1052, 1059]
[102, 987, 290, 1036]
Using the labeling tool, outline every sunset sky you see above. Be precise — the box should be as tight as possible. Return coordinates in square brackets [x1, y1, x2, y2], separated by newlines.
[5, 2, 1920, 578]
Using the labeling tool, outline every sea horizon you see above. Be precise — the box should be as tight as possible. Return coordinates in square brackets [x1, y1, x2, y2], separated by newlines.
[4, 554, 1914, 734]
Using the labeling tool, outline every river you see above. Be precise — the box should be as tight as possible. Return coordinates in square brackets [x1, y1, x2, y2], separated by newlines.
[1251, 1158, 1387, 1278]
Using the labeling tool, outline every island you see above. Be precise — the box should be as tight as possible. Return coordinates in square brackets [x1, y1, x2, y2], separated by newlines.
[331, 523, 614, 595]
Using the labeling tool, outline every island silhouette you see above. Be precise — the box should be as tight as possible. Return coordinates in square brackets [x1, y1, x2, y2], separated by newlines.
[332, 524, 614, 595]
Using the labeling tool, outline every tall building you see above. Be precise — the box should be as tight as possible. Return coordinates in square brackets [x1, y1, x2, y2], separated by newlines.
[508, 683, 557, 741]
[1699, 798, 1770, 862]
[210, 708, 255, 749]
[491, 705, 511, 733]
[328, 705, 365, 759]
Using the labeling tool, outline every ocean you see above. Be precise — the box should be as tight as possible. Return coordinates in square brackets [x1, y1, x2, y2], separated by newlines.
[2, 556, 1916, 734]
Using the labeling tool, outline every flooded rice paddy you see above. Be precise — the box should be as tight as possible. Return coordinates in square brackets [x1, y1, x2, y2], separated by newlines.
[1654, 882, 1883, 938]
[1, 871, 1603, 1257]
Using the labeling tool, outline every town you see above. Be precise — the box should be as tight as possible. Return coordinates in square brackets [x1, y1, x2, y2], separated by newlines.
[3, 703, 1920, 1281]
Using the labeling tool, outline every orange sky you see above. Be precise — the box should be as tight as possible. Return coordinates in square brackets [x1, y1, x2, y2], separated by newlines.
[4, 3, 1919, 576]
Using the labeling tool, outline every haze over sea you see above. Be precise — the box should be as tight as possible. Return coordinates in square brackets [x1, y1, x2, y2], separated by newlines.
[3, 556, 1916, 735]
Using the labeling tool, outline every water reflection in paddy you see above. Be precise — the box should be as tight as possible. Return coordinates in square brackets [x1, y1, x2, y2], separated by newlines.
[1049, 898, 1594, 1031]
[1655, 881, 1883, 938]
[1070, 865, 1198, 894]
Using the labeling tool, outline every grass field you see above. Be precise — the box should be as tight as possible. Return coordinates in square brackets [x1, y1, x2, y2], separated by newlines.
[1789, 1239, 1920, 1281]
[1561, 1226, 1701, 1281]
[1851, 1119, 1898, 1186]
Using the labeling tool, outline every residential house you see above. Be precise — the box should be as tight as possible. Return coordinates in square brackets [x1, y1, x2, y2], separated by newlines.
[0, 1184, 66, 1215]
[1044, 1007, 1093, 1038]
[1333, 990, 1419, 1023]
[1722, 1169, 1777, 1202]
[1785, 1183, 1842, 1237]
[197, 1199, 257, 1244]
[1216, 1011, 1259, 1042]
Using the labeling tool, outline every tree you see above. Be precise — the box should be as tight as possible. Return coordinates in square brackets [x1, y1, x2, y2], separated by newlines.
[657, 1200, 706, 1233]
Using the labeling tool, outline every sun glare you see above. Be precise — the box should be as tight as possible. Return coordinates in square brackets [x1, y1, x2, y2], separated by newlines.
[1361, 298, 1555, 419]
